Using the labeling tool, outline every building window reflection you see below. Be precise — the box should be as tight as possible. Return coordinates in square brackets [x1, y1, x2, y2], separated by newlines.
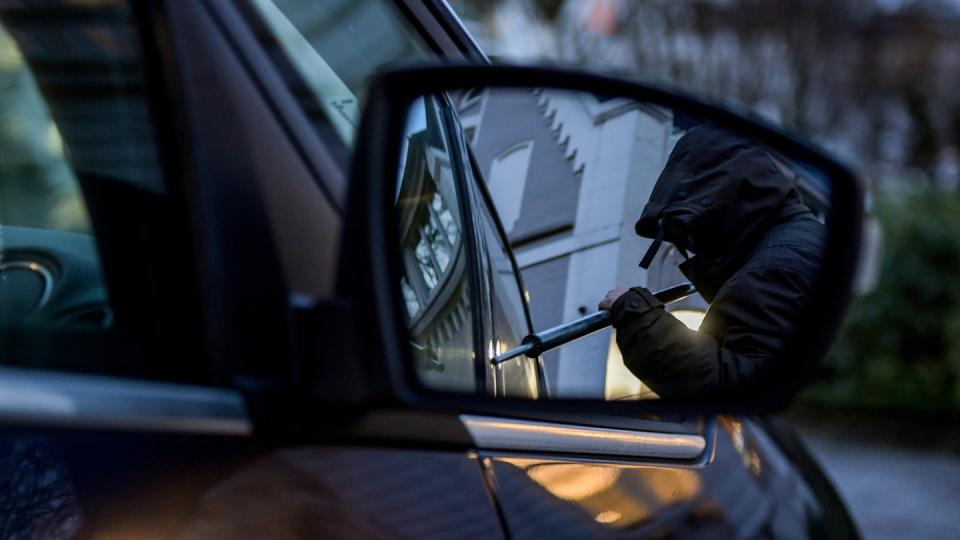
[395, 95, 476, 392]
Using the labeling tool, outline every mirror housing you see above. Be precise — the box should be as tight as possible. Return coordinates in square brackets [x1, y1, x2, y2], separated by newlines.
[339, 64, 863, 415]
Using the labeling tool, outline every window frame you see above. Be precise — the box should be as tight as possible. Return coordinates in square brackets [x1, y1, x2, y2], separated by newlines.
[396, 93, 490, 394]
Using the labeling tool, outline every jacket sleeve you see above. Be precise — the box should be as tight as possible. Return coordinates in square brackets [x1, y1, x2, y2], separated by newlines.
[611, 265, 811, 399]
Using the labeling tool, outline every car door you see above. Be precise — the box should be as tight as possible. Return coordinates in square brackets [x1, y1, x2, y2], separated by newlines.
[0, 1, 507, 538]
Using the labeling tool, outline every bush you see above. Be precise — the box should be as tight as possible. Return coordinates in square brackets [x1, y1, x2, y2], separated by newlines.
[801, 189, 960, 412]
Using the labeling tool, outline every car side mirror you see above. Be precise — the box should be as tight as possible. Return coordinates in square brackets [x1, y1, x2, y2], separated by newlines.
[339, 64, 863, 414]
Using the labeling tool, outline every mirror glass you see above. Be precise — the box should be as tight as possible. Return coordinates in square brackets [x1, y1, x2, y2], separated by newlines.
[394, 86, 832, 401]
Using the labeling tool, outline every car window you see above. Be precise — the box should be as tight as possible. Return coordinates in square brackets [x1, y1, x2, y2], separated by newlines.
[246, 0, 428, 163]
[0, 1, 168, 373]
[396, 96, 478, 393]
[448, 116, 542, 398]
[472, 182, 541, 399]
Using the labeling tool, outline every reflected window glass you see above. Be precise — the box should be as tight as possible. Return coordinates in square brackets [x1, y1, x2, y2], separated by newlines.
[396, 96, 476, 393]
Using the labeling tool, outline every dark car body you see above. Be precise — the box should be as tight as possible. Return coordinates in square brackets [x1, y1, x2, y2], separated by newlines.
[0, 0, 856, 538]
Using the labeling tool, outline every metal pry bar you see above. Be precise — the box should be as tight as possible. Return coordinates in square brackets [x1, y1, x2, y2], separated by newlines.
[491, 282, 696, 365]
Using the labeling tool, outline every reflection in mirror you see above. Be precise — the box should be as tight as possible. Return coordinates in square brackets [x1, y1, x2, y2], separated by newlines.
[396, 87, 831, 401]
[395, 96, 476, 393]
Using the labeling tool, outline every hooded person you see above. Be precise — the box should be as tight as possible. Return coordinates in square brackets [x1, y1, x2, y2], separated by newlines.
[598, 123, 826, 399]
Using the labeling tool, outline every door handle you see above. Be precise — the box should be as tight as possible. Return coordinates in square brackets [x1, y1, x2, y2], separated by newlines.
[461, 415, 706, 460]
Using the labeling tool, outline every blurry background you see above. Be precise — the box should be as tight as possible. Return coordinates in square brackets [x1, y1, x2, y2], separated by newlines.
[447, 0, 960, 537]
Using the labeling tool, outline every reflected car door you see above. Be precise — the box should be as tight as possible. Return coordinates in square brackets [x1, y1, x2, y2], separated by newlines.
[476, 416, 839, 539]
[445, 107, 545, 399]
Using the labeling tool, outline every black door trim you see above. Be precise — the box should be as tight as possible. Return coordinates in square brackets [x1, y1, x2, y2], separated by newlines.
[0, 367, 251, 436]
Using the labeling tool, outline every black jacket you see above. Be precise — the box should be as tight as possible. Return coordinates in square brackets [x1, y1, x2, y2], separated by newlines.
[611, 124, 826, 399]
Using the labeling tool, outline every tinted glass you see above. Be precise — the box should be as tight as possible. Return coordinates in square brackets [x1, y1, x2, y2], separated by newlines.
[0, 1, 162, 361]
[397, 96, 477, 392]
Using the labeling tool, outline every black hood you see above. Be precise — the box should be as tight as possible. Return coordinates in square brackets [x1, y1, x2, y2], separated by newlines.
[635, 123, 810, 294]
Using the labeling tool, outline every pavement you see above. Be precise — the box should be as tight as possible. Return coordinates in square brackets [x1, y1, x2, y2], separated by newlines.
[792, 419, 960, 540]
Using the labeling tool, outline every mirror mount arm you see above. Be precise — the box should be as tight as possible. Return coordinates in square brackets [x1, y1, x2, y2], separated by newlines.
[237, 296, 374, 440]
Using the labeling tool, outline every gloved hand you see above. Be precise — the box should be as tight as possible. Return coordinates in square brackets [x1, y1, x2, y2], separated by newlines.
[599, 286, 664, 326]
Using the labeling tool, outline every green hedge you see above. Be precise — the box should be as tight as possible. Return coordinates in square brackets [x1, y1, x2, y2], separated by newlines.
[800, 189, 960, 412]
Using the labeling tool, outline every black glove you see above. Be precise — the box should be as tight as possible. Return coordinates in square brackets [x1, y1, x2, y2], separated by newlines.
[609, 287, 664, 327]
